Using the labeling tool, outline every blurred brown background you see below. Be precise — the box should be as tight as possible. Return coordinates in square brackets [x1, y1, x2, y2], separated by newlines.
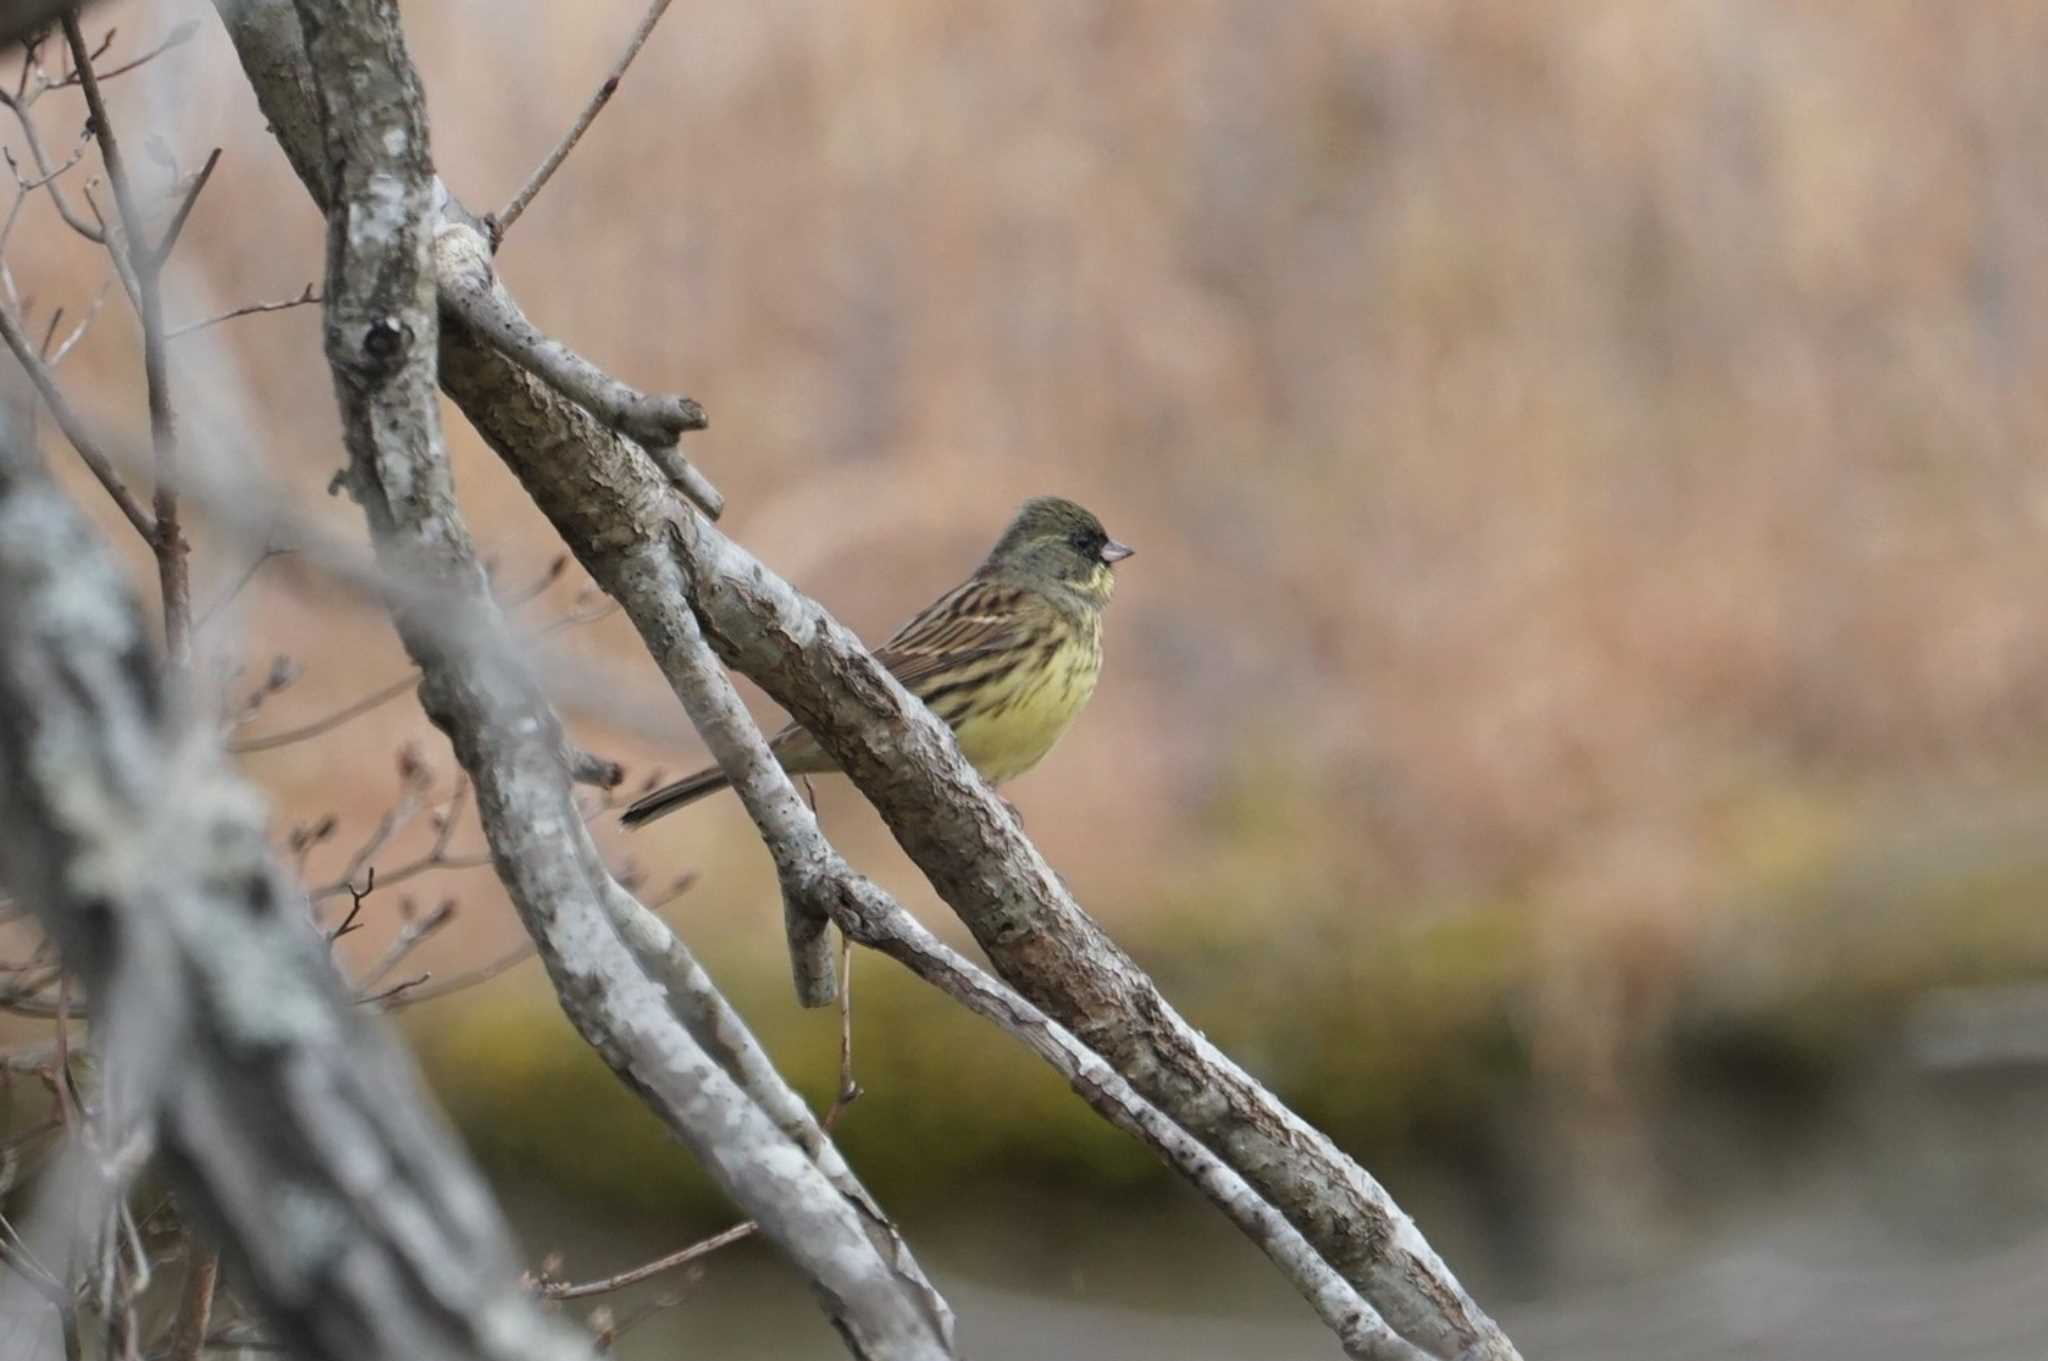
[15, 1, 2048, 1355]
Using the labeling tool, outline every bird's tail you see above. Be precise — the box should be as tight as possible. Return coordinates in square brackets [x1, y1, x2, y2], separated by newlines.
[620, 766, 731, 828]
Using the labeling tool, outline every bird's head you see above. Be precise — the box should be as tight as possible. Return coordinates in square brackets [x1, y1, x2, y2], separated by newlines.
[981, 496, 1133, 607]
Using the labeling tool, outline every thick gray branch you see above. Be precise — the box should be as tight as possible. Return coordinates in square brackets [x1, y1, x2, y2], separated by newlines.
[0, 459, 588, 1361]
[288, 4, 952, 1357]
[216, 0, 714, 516]
[625, 547, 1432, 1361]
[433, 238, 1518, 1360]
[217, 5, 1516, 1355]
[435, 250, 720, 518]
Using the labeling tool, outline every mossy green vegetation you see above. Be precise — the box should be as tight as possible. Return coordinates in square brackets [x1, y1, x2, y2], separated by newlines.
[416, 895, 1537, 1216]
[421, 944, 1168, 1219]
[414, 777, 2048, 1222]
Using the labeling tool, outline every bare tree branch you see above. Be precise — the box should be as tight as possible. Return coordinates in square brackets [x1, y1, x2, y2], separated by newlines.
[47, 19, 198, 88]
[535, 1220, 756, 1303]
[46, 280, 111, 367]
[441, 265, 1522, 1356]
[215, 3, 1519, 1355]
[0, 82, 107, 244]
[436, 243, 1517, 1356]
[146, 146, 222, 270]
[212, 0, 715, 526]
[613, 536, 1433, 1361]
[62, 12, 192, 663]
[288, 3, 955, 1355]
[492, 0, 673, 243]
[0, 444, 590, 1361]
[0, 300, 153, 538]
[375, 939, 535, 1011]
[229, 672, 415, 752]
[164, 283, 319, 339]
[831, 930, 861, 1120]
[353, 898, 456, 991]
[432, 230, 718, 517]
[0, 124, 93, 260]
[194, 544, 289, 631]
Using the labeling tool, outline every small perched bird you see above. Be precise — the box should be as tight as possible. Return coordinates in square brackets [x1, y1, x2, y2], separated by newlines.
[622, 496, 1132, 827]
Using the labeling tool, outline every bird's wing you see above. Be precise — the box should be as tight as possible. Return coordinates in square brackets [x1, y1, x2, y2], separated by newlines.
[873, 577, 1039, 695]
[765, 578, 1045, 769]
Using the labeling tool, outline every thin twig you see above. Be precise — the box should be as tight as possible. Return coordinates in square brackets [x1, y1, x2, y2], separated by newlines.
[164, 283, 320, 339]
[824, 932, 860, 1130]
[195, 545, 290, 631]
[0, 175, 33, 260]
[64, 11, 190, 663]
[46, 279, 110, 365]
[354, 973, 430, 1007]
[311, 770, 431, 906]
[313, 849, 492, 905]
[0, 301, 152, 536]
[354, 898, 456, 990]
[0, 84, 106, 243]
[538, 1221, 755, 1302]
[491, 0, 674, 243]
[146, 146, 220, 269]
[326, 870, 373, 945]
[61, 16, 142, 258]
[309, 777, 493, 907]
[1, 121, 91, 203]
[376, 940, 537, 1011]
[67, 24, 118, 73]
[49, 19, 198, 90]
[229, 672, 416, 752]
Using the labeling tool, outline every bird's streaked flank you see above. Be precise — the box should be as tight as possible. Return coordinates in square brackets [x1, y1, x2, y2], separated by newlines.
[622, 496, 1131, 827]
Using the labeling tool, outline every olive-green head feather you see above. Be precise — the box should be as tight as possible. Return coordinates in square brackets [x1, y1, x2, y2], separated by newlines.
[979, 496, 1132, 605]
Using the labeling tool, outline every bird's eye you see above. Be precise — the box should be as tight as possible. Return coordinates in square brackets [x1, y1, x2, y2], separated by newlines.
[1070, 530, 1097, 553]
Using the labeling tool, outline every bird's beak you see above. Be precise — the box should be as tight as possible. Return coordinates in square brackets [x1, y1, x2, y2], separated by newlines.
[1100, 538, 1134, 565]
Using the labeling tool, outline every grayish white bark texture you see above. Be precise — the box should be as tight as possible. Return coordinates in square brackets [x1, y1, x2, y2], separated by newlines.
[434, 231, 1520, 1361]
[0, 450, 591, 1361]
[214, 1, 1519, 1356]
[285, 2, 955, 1356]
[620, 538, 1434, 1361]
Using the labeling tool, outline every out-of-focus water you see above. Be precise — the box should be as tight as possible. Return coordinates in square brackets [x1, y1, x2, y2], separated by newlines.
[508, 1066, 2048, 1360]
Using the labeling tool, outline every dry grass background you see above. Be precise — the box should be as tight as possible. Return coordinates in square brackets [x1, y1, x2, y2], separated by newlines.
[18, 0, 2048, 1224]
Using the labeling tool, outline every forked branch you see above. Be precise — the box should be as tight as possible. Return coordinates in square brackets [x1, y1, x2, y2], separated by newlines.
[290, 1, 952, 1354]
